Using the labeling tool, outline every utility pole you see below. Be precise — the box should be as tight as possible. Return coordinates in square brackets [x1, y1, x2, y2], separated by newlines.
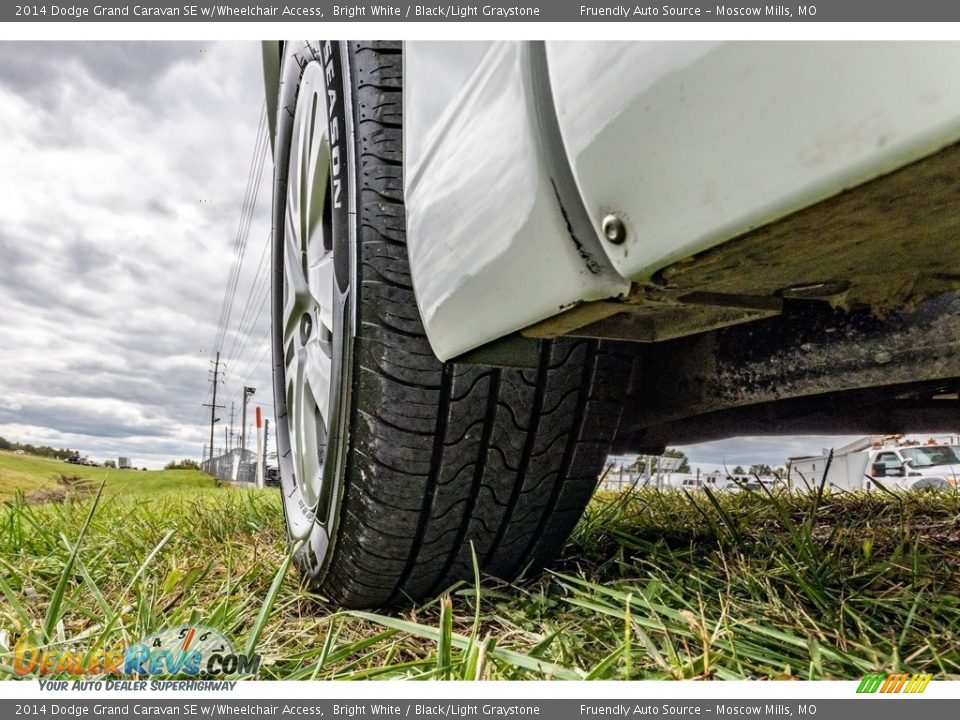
[228, 401, 236, 451]
[202, 351, 225, 464]
[263, 419, 270, 463]
[263, 418, 270, 482]
[255, 406, 264, 488]
[240, 386, 256, 458]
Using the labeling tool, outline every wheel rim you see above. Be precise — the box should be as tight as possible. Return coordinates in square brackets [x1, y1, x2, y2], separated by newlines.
[282, 61, 341, 517]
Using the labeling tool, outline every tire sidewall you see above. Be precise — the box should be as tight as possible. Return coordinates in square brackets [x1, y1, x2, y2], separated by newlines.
[271, 41, 355, 582]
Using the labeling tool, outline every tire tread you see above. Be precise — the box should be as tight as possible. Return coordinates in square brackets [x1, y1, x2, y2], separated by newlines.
[305, 42, 631, 607]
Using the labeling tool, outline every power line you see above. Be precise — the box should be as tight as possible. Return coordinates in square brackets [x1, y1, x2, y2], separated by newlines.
[211, 102, 268, 354]
[222, 236, 273, 402]
[199, 100, 269, 434]
[225, 287, 270, 387]
[238, 337, 272, 387]
[213, 145, 270, 412]
[225, 327, 271, 403]
[211, 102, 266, 350]
[215, 140, 269, 353]
[214, 137, 268, 354]
[223, 231, 271, 366]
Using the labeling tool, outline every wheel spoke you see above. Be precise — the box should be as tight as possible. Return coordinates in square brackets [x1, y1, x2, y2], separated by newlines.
[282, 206, 312, 342]
[285, 336, 325, 509]
[301, 338, 332, 430]
[309, 254, 335, 335]
[304, 115, 330, 253]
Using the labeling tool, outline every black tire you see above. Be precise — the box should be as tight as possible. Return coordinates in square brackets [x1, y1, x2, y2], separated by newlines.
[272, 41, 633, 608]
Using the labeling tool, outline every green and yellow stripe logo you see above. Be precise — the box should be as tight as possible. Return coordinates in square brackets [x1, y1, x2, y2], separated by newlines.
[857, 673, 932, 694]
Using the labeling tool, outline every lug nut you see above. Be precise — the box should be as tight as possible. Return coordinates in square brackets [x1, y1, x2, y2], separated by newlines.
[300, 314, 313, 345]
[602, 214, 627, 245]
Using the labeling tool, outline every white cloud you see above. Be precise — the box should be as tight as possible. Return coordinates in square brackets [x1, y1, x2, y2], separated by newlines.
[0, 42, 273, 468]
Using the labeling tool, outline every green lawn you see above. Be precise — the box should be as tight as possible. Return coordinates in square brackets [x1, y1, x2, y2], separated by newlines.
[0, 453, 958, 680]
[0, 451, 214, 501]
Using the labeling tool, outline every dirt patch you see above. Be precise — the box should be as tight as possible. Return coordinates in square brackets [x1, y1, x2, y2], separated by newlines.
[23, 474, 96, 505]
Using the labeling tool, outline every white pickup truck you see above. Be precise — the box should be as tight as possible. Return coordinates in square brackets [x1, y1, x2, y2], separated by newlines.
[789, 439, 960, 492]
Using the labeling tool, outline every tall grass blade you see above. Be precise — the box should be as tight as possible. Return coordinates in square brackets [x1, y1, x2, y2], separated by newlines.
[42, 480, 105, 643]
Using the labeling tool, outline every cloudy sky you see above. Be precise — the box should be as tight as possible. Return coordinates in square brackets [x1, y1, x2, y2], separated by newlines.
[0, 42, 273, 467]
[0, 41, 863, 471]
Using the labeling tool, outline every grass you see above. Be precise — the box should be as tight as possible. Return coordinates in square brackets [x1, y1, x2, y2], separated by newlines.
[0, 452, 958, 680]
[0, 450, 216, 501]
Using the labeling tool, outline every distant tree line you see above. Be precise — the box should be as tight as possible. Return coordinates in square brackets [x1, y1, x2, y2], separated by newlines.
[0, 436, 78, 460]
[165, 459, 201, 470]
